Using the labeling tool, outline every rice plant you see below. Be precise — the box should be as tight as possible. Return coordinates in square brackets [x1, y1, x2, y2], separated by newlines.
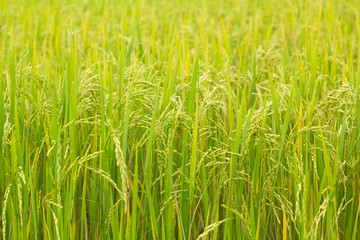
[0, 0, 360, 239]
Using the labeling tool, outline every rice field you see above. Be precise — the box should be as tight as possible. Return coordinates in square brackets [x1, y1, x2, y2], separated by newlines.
[0, 0, 360, 239]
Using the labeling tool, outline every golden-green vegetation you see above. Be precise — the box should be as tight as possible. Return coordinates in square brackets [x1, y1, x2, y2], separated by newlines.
[0, 0, 360, 239]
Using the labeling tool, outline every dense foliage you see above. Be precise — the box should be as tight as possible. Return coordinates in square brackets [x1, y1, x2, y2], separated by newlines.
[0, 0, 359, 239]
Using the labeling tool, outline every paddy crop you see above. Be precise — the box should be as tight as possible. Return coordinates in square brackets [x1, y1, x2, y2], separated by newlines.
[0, 0, 360, 239]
